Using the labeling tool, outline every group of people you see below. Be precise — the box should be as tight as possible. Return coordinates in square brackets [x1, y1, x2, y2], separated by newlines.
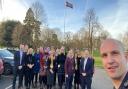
[12, 44, 95, 89]
[12, 38, 128, 89]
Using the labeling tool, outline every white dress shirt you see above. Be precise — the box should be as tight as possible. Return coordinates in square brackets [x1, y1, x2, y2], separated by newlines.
[83, 57, 88, 70]
[20, 51, 23, 65]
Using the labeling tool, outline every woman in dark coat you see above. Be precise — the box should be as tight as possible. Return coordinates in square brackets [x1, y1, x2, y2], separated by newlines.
[24, 48, 35, 89]
[33, 48, 40, 87]
[74, 50, 81, 89]
[56, 46, 66, 89]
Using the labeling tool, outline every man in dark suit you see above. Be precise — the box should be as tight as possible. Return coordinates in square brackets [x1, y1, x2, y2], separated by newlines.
[80, 49, 94, 89]
[12, 44, 25, 89]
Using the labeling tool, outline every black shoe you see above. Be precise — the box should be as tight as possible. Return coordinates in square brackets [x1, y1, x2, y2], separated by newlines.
[18, 86, 21, 89]
[35, 83, 37, 88]
[26, 87, 29, 89]
[40, 84, 43, 89]
[59, 86, 62, 89]
[74, 85, 76, 89]
[32, 84, 35, 88]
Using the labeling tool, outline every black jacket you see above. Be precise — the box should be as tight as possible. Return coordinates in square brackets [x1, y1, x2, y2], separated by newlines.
[113, 72, 128, 89]
[25, 54, 35, 70]
[56, 53, 66, 74]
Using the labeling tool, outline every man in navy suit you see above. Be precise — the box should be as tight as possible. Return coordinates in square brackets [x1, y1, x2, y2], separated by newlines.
[80, 49, 94, 89]
[12, 44, 25, 89]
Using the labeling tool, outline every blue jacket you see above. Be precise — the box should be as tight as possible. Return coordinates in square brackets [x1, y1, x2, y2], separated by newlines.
[33, 53, 40, 73]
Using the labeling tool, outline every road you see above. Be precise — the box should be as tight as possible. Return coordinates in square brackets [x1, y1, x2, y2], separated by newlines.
[92, 68, 113, 89]
[0, 68, 113, 89]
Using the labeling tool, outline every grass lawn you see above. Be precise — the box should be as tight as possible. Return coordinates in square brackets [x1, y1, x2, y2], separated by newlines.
[93, 50, 103, 68]
[94, 57, 103, 68]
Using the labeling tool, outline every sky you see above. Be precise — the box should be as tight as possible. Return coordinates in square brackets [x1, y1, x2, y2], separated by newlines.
[0, 0, 128, 39]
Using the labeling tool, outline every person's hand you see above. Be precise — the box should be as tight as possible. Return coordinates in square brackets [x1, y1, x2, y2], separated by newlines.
[29, 64, 33, 69]
[75, 66, 77, 70]
[82, 73, 86, 76]
[27, 64, 30, 68]
[27, 64, 32, 68]
[50, 69, 53, 74]
[65, 74, 68, 77]
[18, 66, 22, 70]
[44, 66, 47, 69]
[58, 65, 60, 68]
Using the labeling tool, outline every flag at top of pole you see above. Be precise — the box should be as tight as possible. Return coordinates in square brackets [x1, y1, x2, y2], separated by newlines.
[65, 1, 73, 8]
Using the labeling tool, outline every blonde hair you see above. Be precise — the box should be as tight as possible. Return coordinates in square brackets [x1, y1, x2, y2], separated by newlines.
[27, 48, 33, 54]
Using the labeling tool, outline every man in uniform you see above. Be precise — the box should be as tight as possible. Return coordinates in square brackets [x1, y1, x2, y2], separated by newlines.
[100, 38, 128, 89]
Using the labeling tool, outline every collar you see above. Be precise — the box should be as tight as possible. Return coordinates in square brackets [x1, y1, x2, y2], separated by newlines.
[114, 71, 128, 89]
[120, 71, 128, 88]
[84, 57, 88, 60]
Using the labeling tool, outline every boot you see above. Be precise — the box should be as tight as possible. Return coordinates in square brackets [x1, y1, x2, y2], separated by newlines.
[77, 84, 79, 89]
[35, 83, 37, 88]
[40, 84, 43, 89]
[74, 84, 76, 89]
[59, 85, 62, 89]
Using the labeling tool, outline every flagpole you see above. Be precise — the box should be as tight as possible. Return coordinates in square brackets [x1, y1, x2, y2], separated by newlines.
[0, 0, 3, 11]
[64, 0, 66, 45]
[64, 1, 73, 46]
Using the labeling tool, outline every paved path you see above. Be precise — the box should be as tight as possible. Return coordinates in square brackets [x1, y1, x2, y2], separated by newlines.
[92, 68, 113, 89]
[1, 68, 113, 89]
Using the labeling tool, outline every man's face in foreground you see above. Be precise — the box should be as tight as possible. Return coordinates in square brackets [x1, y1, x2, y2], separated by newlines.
[100, 39, 127, 80]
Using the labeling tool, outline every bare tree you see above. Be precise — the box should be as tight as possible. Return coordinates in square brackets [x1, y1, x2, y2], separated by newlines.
[40, 27, 60, 48]
[94, 30, 110, 49]
[64, 31, 73, 49]
[72, 33, 82, 49]
[99, 30, 110, 39]
[31, 1, 47, 25]
[121, 31, 128, 49]
[52, 28, 63, 41]
[84, 8, 102, 54]
[12, 23, 23, 47]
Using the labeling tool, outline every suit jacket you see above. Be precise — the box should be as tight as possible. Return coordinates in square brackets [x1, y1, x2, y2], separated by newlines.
[80, 57, 94, 77]
[113, 72, 128, 89]
[14, 50, 25, 70]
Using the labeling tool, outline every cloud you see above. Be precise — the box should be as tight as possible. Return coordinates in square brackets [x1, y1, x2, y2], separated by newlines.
[0, 0, 27, 22]
[99, 0, 128, 39]
[0, 0, 127, 39]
